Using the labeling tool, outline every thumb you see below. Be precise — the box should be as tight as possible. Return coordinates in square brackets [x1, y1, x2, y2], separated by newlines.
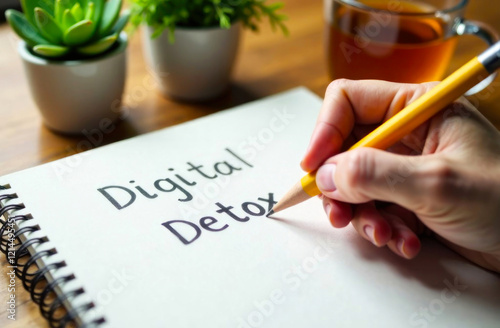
[316, 148, 431, 211]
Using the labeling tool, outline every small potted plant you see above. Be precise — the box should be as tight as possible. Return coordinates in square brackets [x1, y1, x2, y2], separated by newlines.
[5, 0, 130, 134]
[129, 0, 287, 101]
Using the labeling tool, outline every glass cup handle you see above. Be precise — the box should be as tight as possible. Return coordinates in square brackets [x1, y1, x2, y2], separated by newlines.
[454, 19, 500, 95]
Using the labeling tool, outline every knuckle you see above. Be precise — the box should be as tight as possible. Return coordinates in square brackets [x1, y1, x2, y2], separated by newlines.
[343, 149, 375, 200]
[421, 81, 440, 90]
[402, 83, 435, 103]
[325, 79, 350, 97]
[419, 159, 457, 203]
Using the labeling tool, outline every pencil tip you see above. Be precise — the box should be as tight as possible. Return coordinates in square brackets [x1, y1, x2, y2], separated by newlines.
[272, 182, 313, 214]
[266, 209, 275, 218]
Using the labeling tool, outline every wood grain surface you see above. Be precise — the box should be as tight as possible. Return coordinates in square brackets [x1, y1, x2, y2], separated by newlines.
[1, 1, 499, 327]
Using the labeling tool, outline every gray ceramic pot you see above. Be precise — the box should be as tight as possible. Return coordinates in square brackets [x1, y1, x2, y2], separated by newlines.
[142, 24, 241, 101]
[18, 33, 128, 134]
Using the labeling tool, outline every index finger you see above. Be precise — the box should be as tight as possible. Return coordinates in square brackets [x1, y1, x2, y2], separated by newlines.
[301, 79, 432, 172]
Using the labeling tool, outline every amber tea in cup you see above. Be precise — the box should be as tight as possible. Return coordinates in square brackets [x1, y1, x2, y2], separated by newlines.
[325, 0, 498, 84]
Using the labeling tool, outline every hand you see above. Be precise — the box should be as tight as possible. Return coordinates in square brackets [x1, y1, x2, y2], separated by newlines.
[302, 79, 500, 272]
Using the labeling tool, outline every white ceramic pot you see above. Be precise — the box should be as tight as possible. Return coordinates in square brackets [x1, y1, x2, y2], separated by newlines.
[18, 33, 128, 134]
[142, 24, 241, 101]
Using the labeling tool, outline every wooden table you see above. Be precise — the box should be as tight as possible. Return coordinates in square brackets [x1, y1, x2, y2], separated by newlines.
[1, 0, 499, 327]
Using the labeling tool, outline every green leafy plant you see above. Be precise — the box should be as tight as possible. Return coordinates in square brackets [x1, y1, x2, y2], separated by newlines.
[5, 0, 130, 59]
[128, 0, 288, 41]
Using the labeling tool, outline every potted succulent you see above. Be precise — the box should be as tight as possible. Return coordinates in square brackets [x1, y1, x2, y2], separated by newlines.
[5, 0, 130, 134]
[129, 0, 287, 101]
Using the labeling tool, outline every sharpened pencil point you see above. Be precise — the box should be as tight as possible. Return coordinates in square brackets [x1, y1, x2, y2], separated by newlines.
[272, 181, 312, 214]
[266, 209, 275, 218]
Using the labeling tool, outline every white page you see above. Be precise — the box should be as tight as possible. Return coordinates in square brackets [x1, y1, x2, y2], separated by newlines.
[1, 88, 499, 327]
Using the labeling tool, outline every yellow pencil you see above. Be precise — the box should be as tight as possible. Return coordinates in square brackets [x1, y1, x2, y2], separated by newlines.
[272, 41, 500, 213]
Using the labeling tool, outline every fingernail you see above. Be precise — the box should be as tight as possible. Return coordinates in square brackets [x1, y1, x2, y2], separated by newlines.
[316, 164, 337, 192]
[323, 202, 332, 217]
[363, 225, 377, 245]
[397, 238, 407, 257]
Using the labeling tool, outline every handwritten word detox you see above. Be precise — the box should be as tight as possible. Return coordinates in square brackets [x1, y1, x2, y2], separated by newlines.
[97, 148, 276, 244]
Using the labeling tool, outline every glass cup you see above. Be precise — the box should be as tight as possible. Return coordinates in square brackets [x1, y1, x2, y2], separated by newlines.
[324, 0, 499, 89]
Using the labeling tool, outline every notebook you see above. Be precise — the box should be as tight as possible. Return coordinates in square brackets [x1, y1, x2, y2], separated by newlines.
[1, 88, 499, 327]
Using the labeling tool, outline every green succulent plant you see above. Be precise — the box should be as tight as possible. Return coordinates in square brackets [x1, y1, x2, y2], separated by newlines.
[5, 0, 130, 59]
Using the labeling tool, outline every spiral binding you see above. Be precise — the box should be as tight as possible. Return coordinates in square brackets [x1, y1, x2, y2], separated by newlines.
[0, 184, 106, 327]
